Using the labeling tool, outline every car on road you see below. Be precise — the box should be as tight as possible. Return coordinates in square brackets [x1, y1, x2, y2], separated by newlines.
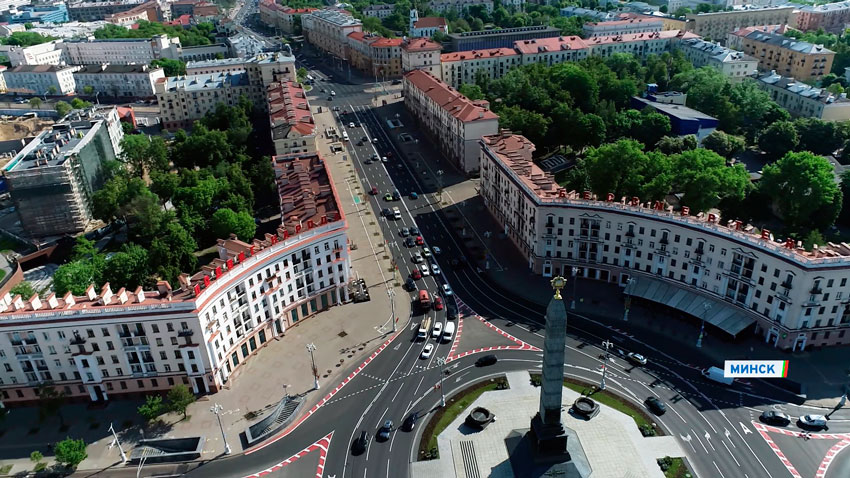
[442, 284, 453, 296]
[331, 90, 336, 96]
[410, 192, 419, 199]
[392, 190, 401, 200]
[420, 263, 430, 276]
[409, 227, 419, 235]
[412, 252, 423, 263]
[433, 246, 441, 255]
[400, 227, 410, 237]
[372, 137, 379, 143]
[371, 153, 379, 161]
[431, 321, 442, 338]
[422, 247, 432, 258]
[405, 278, 416, 291]
[381, 208, 391, 217]
[447, 308, 458, 320]
[349, 122, 355, 128]
[645, 397, 666, 415]
[402, 412, 419, 431]
[377, 420, 393, 441]
[320, 89, 326, 93]
[382, 156, 388, 163]
[431, 262, 441, 274]
[404, 237, 416, 248]
[433, 296, 444, 310]
[799, 414, 828, 430]
[626, 353, 647, 366]
[415, 236, 424, 246]
[420, 343, 434, 359]
[352, 430, 369, 455]
[361, 136, 368, 142]
[759, 411, 791, 426]
[476, 354, 498, 367]
[410, 269, 422, 280]
[384, 193, 393, 202]
[392, 79, 402, 85]
[327, 96, 333, 101]
[370, 186, 378, 195]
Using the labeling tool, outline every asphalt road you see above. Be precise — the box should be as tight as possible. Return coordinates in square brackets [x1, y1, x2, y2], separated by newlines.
[180, 45, 850, 478]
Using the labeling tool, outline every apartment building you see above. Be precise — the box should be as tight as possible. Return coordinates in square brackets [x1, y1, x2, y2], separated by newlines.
[0, 152, 350, 406]
[363, 3, 393, 19]
[4, 114, 122, 237]
[582, 18, 663, 38]
[0, 41, 63, 66]
[516, 36, 589, 66]
[3, 64, 77, 95]
[586, 29, 699, 60]
[67, 0, 147, 21]
[685, 6, 796, 42]
[180, 43, 229, 62]
[428, 0, 493, 15]
[754, 70, 850, 121]
[560, 6, 619, 22]
[403, 69, 499, 174]
[480, 130, 850, 352]
[371, 37, 403, 78]
[155, 72, 259, 130]
[60, 35, 182, 66]
[674, 37, 758, 81]
[728, 26, 834, 81]
[440, 47, 519, 88]
[448, 25, 560, 51]
[258, 0, 315, 34]
[104, 0, 160, 26]
[185, 51, 296, 89]
[73, 64, 165, 98]
[301, 8, 362, 60]
[171, 0, 218, 20]
[268, 81, 316, 157]
[0, 3, 69, 24]
[401, 38, 442, 78]
[796, 1, 850, 33]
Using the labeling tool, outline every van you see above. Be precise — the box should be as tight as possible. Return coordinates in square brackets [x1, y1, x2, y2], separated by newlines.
[418, 290, 430, 310]
[393, 207, 401, 220]
[417, 316, 431, 340]
[702, 366, 734, 385]
[342, 131, 349, 142]
[442, 321, 455, 342]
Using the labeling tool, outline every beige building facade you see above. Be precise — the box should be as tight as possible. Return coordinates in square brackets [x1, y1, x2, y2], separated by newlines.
[685, 6, 796, 42]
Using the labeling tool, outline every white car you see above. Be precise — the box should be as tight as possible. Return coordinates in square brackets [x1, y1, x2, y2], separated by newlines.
[422, 247, 432, 258]
[382, 156, 388, 163]
[372, 137, 379, 143]
[431, 262, 441, 274]
[799, 415, 828, 429]
[348, 122, 355, 128]
[431, 321, 443, 338]
[627, 353, 647, 366]
[432, 246, 442, 255]
[442, 284, 453, 296]
[412, 252, 423, 263]
[331, 90, 336, 96]
[420, 263, 430, 276]
[420, 343, 434, 359]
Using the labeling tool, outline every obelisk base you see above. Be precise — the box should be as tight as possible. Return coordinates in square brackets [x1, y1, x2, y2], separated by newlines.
[529, 412, 570, 459]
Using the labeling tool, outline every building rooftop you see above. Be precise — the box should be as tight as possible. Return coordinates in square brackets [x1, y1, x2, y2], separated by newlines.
[734, 28, 834, 55]
[74, 63, 161, 74]
[273, 154, 341, 230]
[402, 38, 442, 52]
[27, 21, 108, 39]
[796, 0, 850, 13]
[162, 71, 249, 92]
[688, 4, 794, 17]
[307, 8, 361, 27]
[448, 25, 559, 40]
[405, 69, 499, 122]
[185, 51, 294, 70]
[268, 80, 315, 138]
[372, 37, 403, 47]
[440, 47, 517, 62]
[633, 96, 717, 121]
[6, 64, 76, 73]
[588, 29, 698, 46]
[757, 70, 850, 105]
[5, 119, 102, 170]
[584, 17, 662, 27]
[513, 36, 587, 54]
[678, 37, 757, 63]
[363, 3, 393, 11]
[414, 17, 447, 29]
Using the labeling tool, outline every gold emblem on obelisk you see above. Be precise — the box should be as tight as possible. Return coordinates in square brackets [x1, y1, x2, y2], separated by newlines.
[550, 276, 566, 300]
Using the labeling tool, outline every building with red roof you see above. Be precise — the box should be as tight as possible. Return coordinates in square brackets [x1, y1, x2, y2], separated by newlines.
[347, 32, 403, 77]
[401, 38, 442, 78]
[410, 15, 448, 38]
[268, 80, 316, 157]
[403, 69, 499, 174]
[258, 0, 317, 33]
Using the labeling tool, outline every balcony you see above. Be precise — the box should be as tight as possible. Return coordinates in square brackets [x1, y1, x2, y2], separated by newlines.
[780, 280, 793, 290]
[121, 337, 150, 351]
[70, 335, 86, 346]
[15, 345, 42, 358]
[810, 285, 823, 295]
[178, 329, 194, 337]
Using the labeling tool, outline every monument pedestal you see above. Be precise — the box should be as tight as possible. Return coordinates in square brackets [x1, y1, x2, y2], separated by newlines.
[529, 412, 570, 459]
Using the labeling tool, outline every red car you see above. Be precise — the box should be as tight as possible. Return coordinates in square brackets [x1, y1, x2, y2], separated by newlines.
[370, 186, 378, 195]
[433, 297, 444, 310]
[410, 269, 422, 280]
[415, 236, 424, 246]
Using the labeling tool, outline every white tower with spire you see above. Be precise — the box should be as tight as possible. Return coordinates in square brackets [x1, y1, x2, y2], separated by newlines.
[409, 8, 419, 31]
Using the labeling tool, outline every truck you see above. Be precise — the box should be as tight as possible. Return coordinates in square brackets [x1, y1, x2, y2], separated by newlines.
[702, 366, 734, 385]
[418, 290, 431, 310]
[417, 317, 431, 340]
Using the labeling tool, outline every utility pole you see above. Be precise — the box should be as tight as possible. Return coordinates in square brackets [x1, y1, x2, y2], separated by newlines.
[600, 340, 612, 390]
[210, 404, 231, 455]
[696, 302, 711, 348]
[571, 266, 579, 310]
[436, 357, 446, 407]
[389, 289, 396, 333]
[306, 343, 319, 390]
[108, 423, 127, 463]
[623, 278, 636, 321]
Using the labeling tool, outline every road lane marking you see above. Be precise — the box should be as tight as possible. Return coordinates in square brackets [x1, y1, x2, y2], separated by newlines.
[722, 440, 740, 467]
[713, 461, 726, 478]
[693, 429, 709, 453]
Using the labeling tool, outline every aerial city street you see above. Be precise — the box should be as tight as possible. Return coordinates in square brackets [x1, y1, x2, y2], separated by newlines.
[0, 0, 848, 477]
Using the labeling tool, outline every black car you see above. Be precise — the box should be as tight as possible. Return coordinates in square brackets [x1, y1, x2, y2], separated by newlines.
[392, 190, 401, 201]
[327, 96, 333, 101]
[404, 237, 416, 248]
[409, 226, 420, 235]
[351, 430, 369, 455]
[377, 419, 393, 441]
[405, 278, 416, 291]
[645, 397, 666, 415]
[401, 412, 419, 432]
[382, 208, 391, 217]
[447, 307, 458, 320]
[476, 354, 498, 367]
[760, 410, 791, 426]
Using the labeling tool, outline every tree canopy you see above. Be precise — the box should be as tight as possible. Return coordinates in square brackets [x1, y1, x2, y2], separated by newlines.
[760, 152, 842, 232]
[0, 31, 55, 47]
[94, 21, 216, 47]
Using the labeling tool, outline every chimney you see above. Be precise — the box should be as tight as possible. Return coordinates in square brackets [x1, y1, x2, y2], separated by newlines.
[12, 294, 24, 311]
[156, 280, 172, 296]
[117, 287, 128, 304]
[178, 273, 191, 290]
[85, 284, 97, 301]
[28, 294, 41, 311]
[135, 286, 145, 303]
[46, 293, 58, 309]
[0, 292, 10, 306]
[63, 291, 75, 308]
[100, 283, 113, 305]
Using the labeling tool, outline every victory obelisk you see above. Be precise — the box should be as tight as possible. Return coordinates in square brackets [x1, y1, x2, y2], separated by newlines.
[530, 276, 570, 456]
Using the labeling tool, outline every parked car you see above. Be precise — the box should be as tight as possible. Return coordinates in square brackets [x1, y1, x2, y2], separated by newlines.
[626, 353, 647, 366]
[759, 411, 791, 426]
[799, 415, 828, 430]
[402, 412, 419, 431]
[476, 354, 498, 367]
[420, 343, 434, 359]
[377, 419, 393, 441]
[645, 397, 666, 415]
[352, 430, 369, 454]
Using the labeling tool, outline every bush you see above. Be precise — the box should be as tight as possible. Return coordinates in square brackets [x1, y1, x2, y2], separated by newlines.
[30, 450, 43, 464]
[54, 437, 87, 469]
[640, 423, 657, 437]
[530, 375, 542, 387]
[137, 395, 165, 421]
[657, 456, 674, 471]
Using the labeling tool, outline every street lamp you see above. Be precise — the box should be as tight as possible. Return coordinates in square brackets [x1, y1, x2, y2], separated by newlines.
[389, 289, 396, 333]
[696, 302, 711, 348]
[306, 343, 319, 390]
[210, 404, 231, 455]
[600, 340, 612, 390]
[436, 170, 444, 200]
[436, 357, 446, 407]
[108, 423, 127, 463]
[623, 278, 636, 321]
[571, 266, 579, 310]
[136, 447, 150, 478]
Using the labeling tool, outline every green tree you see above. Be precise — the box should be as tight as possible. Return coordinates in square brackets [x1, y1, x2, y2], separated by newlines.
[82, 85, 95, 95]
[794, 117, 845, 155]
[137, 395, 165, 421]
[10, 281, 36, 299]
[46, 85, 57, 95]
[655, 135, 697, 155]
[167, 384, 195, 419]
[150, 170, 180, 202]
[458, 83, 484, 100]
[24, 22, 33, 30]
[496, 105, 550, 146]
[102, 244, 151, 290]
[53, 261, 100, 296]
[0, 31, 55, 47]
[760, 152, 842, 232]
[120, 134, 169, 176]
[296, 66, 308, 82]
[150, 221, 198, 284]
[30, 450, 43, 465]
[55, 101, 71, 117]
[150, 58, 186, 76]
[210, 208, 256, 241]
[802, 229, 827, 251]
[702, 130, 745, 158]
[70, 98, 91, 109]
[28, 97, 42, 109]
[671, 149, 750, 213]
[758, 121, 799, 160]
[54, 437, 87, 469]
[583, 139, 672, 201]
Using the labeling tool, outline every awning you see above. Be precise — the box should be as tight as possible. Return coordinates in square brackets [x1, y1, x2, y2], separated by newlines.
[628, 277, 756, 336]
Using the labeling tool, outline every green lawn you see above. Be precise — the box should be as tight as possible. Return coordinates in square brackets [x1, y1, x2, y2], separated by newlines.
[561, 381, 655, 431]
[662, 457, 692, 478]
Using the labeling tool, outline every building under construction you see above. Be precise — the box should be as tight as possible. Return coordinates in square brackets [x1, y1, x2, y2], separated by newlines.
[3, 115, 121, 237]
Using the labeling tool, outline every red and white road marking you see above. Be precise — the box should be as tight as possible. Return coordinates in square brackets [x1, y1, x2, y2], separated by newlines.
[241, 431, 333, 478]
[446, 315, 540, 363]
[246, 329, 403, 454]
[753, 421, 850, 478]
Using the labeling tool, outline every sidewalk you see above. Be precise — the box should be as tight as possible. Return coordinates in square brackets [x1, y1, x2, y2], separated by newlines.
[0, 104, 411, 477]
